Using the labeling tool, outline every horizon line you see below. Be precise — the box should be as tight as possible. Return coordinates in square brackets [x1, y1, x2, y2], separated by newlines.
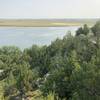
[0, 18, 100, 20]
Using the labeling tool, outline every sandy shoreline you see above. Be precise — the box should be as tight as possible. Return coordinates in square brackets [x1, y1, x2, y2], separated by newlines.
[0, 19, 97, 27]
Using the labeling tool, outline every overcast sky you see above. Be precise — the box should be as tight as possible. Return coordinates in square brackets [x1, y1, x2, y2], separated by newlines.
[0, 0, 100, 19]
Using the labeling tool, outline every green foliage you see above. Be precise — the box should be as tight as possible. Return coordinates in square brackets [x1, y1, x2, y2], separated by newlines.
[91, 21, 100, 36]
[76, 24, 90, 36]
[76, 27, 83, 36]
[71, 55, 100, 100]
[0, 22, 100, 100]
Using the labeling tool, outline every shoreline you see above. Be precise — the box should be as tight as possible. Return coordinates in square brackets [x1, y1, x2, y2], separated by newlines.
[0, 19, 97, 27]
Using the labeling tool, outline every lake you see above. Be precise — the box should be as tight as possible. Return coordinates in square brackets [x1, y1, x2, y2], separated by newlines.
[0, 26, 79, 50]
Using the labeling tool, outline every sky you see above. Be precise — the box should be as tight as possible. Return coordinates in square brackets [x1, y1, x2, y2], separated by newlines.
[0, 0, 100, 19]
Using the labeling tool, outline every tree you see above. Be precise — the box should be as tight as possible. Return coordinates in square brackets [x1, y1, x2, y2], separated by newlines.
[72, 55, 100, 100]
[76, 24, 89, 36]
[91, 21, 100, 48]
[76, 27, 83, 36]
[83, 24, 90, 35]
[91, 21, 100, 36]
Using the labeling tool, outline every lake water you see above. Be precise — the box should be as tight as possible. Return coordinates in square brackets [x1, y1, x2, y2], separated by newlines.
[0, 26, 79, 50]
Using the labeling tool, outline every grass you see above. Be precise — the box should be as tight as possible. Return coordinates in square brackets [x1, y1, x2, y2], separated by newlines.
[0, 19, 96, 27]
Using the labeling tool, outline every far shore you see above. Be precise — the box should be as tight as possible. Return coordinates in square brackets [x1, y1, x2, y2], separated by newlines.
[0, 19, 98, 27]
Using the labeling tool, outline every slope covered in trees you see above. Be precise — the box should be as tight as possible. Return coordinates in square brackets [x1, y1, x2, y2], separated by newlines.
[0, 21, 100, 100]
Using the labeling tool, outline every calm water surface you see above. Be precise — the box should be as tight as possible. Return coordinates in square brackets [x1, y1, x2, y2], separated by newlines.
[0, 26, 79, 50]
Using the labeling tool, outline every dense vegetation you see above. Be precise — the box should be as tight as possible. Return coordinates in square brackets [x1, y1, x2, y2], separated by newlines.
[0, 21, 100, 100]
